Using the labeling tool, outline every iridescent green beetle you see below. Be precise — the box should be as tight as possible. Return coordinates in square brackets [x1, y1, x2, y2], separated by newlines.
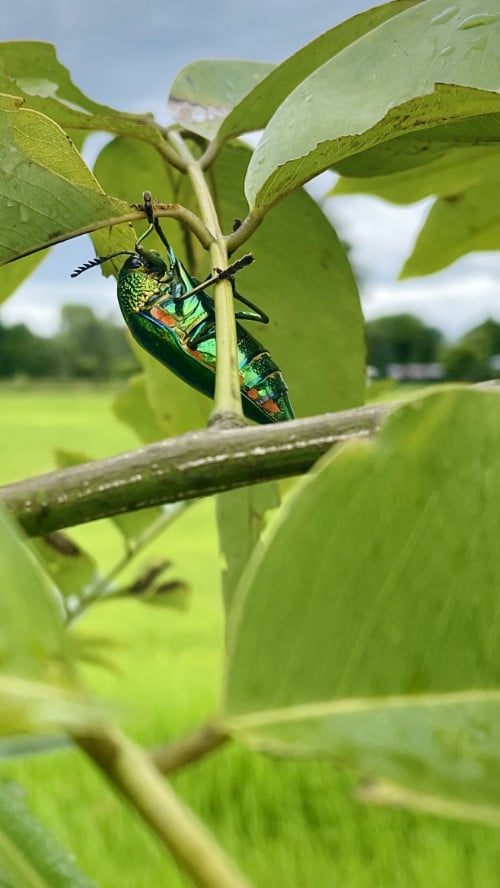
[73, 205, 294, 424]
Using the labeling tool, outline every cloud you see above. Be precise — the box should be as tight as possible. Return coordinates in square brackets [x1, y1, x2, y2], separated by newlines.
[362, 271, 500, 341]
[1, 275, 119, 336]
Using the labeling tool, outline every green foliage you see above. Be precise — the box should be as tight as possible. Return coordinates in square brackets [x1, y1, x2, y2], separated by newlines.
[442, 319, 500, 381]
[0, 321, 60, 378]
[245, 0, 500, 212]
[224, 389, 500, 824]
[0, 778, 97, 888]
[366, 314, 442, 374]
[0, 305, 137, 381]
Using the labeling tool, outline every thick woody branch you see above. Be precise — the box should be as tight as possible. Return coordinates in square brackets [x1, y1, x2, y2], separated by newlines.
[0, 403, 391, 537]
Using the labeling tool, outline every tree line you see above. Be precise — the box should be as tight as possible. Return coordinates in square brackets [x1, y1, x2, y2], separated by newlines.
[0, 305, 499, 382]
[366, 314, 500, 381]
[0, 304, 138, 380]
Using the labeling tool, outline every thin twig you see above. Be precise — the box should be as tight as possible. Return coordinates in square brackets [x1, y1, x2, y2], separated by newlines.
[150, 723, 228, 774]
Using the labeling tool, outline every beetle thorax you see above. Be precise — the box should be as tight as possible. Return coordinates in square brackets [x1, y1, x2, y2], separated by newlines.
[117, 267, 162, 313]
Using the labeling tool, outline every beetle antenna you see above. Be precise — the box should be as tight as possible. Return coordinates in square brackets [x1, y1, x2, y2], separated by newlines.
[70, 251, 135, 278]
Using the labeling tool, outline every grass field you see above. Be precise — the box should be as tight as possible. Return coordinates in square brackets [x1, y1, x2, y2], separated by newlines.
[1, 386, 499, 887]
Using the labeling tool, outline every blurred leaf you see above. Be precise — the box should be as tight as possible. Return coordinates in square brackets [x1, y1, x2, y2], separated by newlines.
[0, 735, 70, 760]
[215, 144, 365, 417]
[112, 373, 166, 443]
[0, 506, 96, 735]
[400, 177, 500, 276]
[246, 0, 500, 212]
[111, 509, 165, 547]
[140, 347, 211, 436]
[224, 388, 500, 826]
[169, 60, 275, 140]
[30, 533, 100, 602]
[92, 135, 180, 239]
[0, 95, 131, 266]
[0, 778, 98, 887]
[169, 3, 422, 143]
[139, 581, 190, 611]
[122, 562, 189, 610]
[0, 507, 70, 681]
[0, 253, 46, 308]
[216, 483, 281, 612]
[53, 449, 92, 470]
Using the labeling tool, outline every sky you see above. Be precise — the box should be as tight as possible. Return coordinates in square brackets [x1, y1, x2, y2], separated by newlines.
[2, 0, 500, 342]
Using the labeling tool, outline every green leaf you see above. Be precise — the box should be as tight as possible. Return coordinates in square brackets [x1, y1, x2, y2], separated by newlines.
[93, 136, 178, 221]
[0, 507, 68, 681]
[400, 176, 500, 276]
[214, 144, 365, 417]
[30, 534, 99, 603]
[0, 735, 69, 760]
[0, 778, 98, 888]
[0, 254, 46, 308]
[0, 95, 132, 265]
[141, 348, 211, 435]
[332, 114, 500, 184]
[246, 0, 500, 213]
[333, 145, 500, 205]
[216, 483, 281, 612]
[0, 506, 95, 735]
[224, 388, 500, 825]
[169, 2, 423, 144]
[168, 60, 275, 140]
[112, 373, 167, 444]
[0, 41, 166, 152]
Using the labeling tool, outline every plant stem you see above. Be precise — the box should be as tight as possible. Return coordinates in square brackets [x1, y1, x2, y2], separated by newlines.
[66, 502, 188, 622]
[8, 386, 498, 537]
[150, 722, 228, 774]
[0, 403, 388, 536]
[75, 724, 252, 888]
[168, 131, 244, 425]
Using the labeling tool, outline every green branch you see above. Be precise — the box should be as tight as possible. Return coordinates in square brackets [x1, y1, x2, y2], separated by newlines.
[75, 724, 252, 888]
[0, 403, 389, 536]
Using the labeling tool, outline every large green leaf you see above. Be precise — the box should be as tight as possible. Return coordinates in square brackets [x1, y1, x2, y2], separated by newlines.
[0, 95, 132, 266]
[0, 779, 98, 888]
[216, 483, 281, 612]
[0, 507, 92, 735]
[333, 146, 500, 204]
[214, 144, 365, 417]
[246, 0, 500, 213]
[168, 2, 423, 144]
[401, 174, 500, 276]
[332, 115, 500, 184]
[0, 41, 166, 151]
[112, 373, 167, 444]
[0, 253, 46, 307]
[224, 388, 500, 825]
[168, 60, 275, 140]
